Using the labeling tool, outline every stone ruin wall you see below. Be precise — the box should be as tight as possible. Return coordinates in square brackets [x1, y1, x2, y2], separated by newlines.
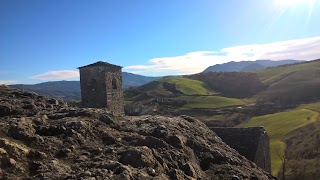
[210, 127, 271, 173]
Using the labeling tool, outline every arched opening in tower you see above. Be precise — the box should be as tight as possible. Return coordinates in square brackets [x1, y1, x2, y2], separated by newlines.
[112, 78, 117, 90]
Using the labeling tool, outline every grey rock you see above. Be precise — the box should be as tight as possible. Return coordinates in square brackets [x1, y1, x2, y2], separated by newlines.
[27, 150, 47, 159]
[80, 170, 92, 177]
[182, 163, 196, 178]
[47, 98, 59, 105]
[120, 146, 157, 168]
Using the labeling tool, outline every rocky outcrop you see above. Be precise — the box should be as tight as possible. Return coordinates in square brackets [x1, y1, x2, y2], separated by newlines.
[0, 86, 275, 179]
[0, 86, 67, 117]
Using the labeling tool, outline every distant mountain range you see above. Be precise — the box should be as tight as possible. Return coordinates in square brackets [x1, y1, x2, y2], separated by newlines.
[203, 60, 304, 73]
[122, 72, 160, 89]
[10, 72, 160, 101]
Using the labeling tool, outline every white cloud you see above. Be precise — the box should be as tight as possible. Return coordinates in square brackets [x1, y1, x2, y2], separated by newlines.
[124, 36, 320, 75]
[0, 80, 18, 85]
[31, 70, 79, 80]
[28, 37, 320, 79]
[125, 51, 229, 75]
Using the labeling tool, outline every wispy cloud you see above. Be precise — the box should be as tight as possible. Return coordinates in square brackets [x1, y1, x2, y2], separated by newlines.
[124, 36, 320, 75]
[0, 80, 18, 85]
[31, 70, 79, 80]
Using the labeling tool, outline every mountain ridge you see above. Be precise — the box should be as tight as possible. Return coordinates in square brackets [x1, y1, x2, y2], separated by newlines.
[203, 59, 304, 73]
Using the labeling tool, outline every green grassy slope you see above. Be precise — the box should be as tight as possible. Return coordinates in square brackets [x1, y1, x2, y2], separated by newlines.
[240, 108, 319, 176]
[125, 77, 246, 110]
[139, 81, 174, 96]
[257, 60, 320, 84]
[299, 102, 320, 113]
[154, 78, 244, 109]
[158, 77, 217, 95]
[255, 60, 320, 103]
[283, 102, 320, 179]
[124, 81, 174, 103]
[178, 96, 245, 109]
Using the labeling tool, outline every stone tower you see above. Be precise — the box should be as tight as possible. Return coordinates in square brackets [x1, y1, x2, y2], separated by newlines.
[78, 61, 124, 116]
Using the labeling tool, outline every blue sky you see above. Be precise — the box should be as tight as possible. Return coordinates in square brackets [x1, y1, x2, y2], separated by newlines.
[1, 0, 320, 84]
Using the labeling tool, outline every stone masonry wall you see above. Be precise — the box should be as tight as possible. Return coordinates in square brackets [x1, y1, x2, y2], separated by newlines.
[80, 66, 107, 108]
[210, 127, 271, 173]
[254, 130, 271, 173]
[105, 66, 124, 116]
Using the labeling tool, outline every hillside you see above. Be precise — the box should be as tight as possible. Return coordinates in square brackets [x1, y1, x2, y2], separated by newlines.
[125, 77, 245, 113]
[127, 77, 217, 98]
[0, 86, 275, 179]
[177, 96, 244, 109]
[124, 77, 248, 127]
[188, 72, 266, 98]
[255, 59, 320, 105]
[188, 59, 320, 106]
[240, 108, 319, 177]
[158, 78, 217, 95]
[283, 103, 320, 180]
[9, 72, 160, 101]
[203, 60, 303, 73]
[124, 59, 320, 124]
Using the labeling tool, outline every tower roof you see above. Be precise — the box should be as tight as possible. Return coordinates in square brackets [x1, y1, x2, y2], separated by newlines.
[78, 61, 122, 69]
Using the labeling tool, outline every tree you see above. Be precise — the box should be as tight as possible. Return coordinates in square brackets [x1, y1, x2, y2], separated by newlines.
[276, 145, 286, 180]
[316, 133, 320, 153]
